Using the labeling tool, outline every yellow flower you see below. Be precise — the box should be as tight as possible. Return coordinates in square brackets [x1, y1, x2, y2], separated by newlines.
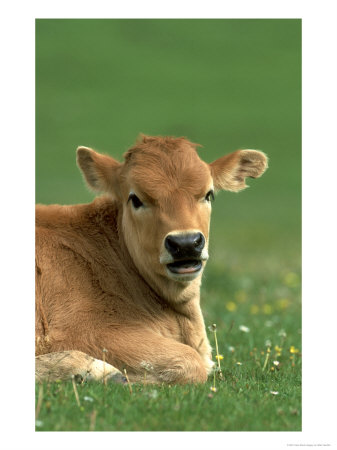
[210, 386, 217, 392]
[250, 304, 259, 315]
[283, 272, 300, 288]
[277, 298, 290, 310]
[236, 361, 242, 366]
[215, 354, 224, 361]
[274, 345, 282, 353]
[289, 346, 299, 354]
[235, 290, 247, 303]
[226, 301, 237, 312]
[263, 304, 273, 315]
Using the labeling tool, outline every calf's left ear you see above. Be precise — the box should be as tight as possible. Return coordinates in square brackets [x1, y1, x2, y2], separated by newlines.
[209, 149, 268, 192]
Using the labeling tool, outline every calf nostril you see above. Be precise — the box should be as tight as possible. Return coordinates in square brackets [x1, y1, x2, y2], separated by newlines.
[193, 233, 205, 250]
[165, 236, 181, 254]
[194, 235, 202, 247]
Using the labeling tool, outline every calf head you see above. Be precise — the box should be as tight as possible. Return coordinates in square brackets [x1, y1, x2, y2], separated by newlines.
[77, 135, 268, 301]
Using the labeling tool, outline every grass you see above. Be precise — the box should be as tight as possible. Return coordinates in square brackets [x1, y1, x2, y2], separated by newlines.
[35, 19, 301, 431]
[35, 373, 301, 432]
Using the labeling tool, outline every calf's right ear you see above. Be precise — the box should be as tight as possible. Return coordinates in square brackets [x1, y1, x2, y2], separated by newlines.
[76, 146, 121, 196]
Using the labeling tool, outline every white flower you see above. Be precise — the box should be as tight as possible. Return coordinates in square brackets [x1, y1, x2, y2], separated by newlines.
[208, 324, 217, 332]
[228, 346, 235, 353]
[278, 329, 287, 338]
[148, 390, 158, 399]
[236, 361, 242, 365]
[84, 396, 94, 402]
[239, 325, 250, 333]
[35, 420, 43, 427]
[140, 361, 154, 371]
[265, 339, 272, 347]
[273, 361, 280, 366]
[270, 391, 279, 395]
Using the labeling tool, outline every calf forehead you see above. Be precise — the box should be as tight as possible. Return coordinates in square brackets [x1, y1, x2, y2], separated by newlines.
[123, 144, 212, 199]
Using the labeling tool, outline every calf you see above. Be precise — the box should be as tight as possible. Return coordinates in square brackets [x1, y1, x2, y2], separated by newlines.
[35, 135, 267, 383]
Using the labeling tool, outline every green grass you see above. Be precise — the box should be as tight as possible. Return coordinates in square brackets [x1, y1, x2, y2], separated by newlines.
[35, 372, 301, 432]
[35, 18, 301, 431]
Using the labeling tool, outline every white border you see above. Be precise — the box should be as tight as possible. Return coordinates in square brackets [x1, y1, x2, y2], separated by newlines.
[1, 1, 337, 449]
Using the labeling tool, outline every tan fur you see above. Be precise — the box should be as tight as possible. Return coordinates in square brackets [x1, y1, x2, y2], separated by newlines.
[36, 135, 267, 384]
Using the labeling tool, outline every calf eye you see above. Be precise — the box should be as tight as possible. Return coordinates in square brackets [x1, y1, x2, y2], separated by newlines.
[205, 190, 214, 202]
[128, 193, 144, 209]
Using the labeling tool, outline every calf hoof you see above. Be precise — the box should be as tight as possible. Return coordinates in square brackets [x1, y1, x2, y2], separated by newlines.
[106, 372, 128, 384]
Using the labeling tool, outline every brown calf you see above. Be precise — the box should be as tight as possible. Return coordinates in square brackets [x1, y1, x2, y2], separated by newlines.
[35, 135, 268, 384]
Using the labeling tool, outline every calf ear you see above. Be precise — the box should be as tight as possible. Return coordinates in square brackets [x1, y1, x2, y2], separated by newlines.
[209, 149, 268, 192]
[76, 146, 121, 195]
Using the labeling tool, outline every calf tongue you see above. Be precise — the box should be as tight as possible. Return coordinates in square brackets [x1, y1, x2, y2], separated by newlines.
[167, 260, 202, 274]
[175, 265, 199, 274]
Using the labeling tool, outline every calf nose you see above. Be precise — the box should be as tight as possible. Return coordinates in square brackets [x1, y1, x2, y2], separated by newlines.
[165, 232, 205, 258]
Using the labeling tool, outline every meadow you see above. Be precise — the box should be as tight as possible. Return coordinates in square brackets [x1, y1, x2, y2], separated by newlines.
[35, 19, 301, 431]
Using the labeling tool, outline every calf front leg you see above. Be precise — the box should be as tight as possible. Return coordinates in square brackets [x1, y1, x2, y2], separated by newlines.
[35, 350, 125, 383]
[106, 332, 209, 384]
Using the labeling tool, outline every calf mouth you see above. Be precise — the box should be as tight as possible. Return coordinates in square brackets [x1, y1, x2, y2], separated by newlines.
[166, 259, 202, 275]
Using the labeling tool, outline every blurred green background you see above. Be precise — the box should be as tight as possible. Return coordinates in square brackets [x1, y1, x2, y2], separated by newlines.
[36, 18, 301, 272]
